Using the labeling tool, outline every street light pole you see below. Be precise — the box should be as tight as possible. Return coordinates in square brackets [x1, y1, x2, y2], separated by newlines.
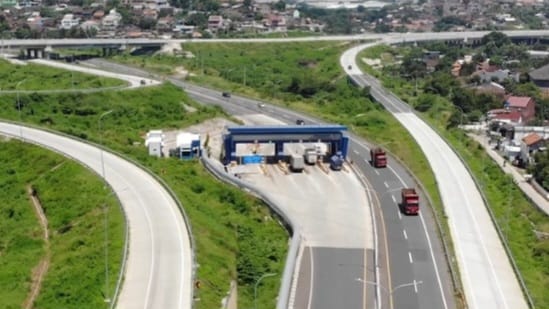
[16, 79, 27, 139]
[356, 278, 423, 309]
[98, 109, 113, 306]
[254, 273, 277, 309]
[98, 110, 113, 184]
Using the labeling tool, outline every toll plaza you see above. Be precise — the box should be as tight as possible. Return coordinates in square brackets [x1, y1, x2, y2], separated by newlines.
[222, 125, 349, 164]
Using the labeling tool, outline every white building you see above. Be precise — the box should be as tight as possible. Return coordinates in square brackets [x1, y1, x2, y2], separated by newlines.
[176, 132, 201, 159]
[102, 8, 122, 30]
[145, 130, 165, 157]
[60, 14, 80, 30]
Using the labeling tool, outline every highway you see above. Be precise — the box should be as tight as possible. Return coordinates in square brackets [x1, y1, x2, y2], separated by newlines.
[1, 29, 549, 50]
[83, 58, 457, 309]
[1, 29, 545, 309]
[342, 43, 529, 309]
[0, 123, 192, 309]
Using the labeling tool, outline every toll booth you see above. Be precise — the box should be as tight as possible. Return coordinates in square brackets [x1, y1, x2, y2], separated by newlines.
[222, 125, 349, 164]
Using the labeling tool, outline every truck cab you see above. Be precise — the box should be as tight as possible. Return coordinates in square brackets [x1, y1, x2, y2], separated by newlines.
[401, 188, 419, 215]
[370, 147, 387, 168]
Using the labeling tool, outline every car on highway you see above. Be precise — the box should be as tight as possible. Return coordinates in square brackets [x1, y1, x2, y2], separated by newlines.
[296, 119, 305, 125]
[222, 91, 231, 98]
[258, 103, 266, 108]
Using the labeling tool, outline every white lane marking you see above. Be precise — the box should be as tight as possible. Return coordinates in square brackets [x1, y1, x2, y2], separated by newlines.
[354, 150, 360, 155]
[307, 245, 314, 309]
[374, 170, 379, 175]
[414, 279, 419, 293]
[408, 252, 413, 264]
[397, 210, 402, 220]
[391, 195, 396, 203]
[383, 181, 389, 188]
[403, 229, 408, 240]
[388, 152, 449, 309]
[364, 158, 370, 164]
[112, 167, 156, 309]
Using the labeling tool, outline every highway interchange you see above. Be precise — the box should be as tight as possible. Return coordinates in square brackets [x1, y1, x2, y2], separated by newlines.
[2, 30, 549, 308]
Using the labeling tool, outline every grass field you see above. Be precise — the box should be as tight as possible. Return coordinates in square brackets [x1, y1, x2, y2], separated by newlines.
[0, 59, 125, 91]
[0, 139, 123, 309]
[0, 81, 288, 309]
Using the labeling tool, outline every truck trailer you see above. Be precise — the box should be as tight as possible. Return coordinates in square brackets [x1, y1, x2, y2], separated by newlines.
[330, 152, 344, 171]
[370, 147, 387, 168]
[401, 188, 419, 215]
[290, 154, 305, 172]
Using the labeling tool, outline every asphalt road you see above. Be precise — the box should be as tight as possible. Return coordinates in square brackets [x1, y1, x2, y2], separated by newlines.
[342, 45, 529, 309]
[84, 58, 456, 309]
[0, 123, 192, 309]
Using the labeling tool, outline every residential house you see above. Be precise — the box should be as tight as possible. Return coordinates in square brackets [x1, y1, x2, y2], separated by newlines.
[529, 63, 549, 94]
[80, 19, 100, 32]
[156, 16, 173, 32]
[487, 108, 523, 124]
[505, 96, 536, 124]
[59, 14, 80, 30]
[520, 132, 544, 164]
[451, 60, 463, 77]
[423, 51, 440, 73]
[92, 9, 104, 20]
[102, 8, 122, 30]
[207, 15, 224, 32]
[473, 82, 506, 100]
[26, 11, 42, 30]
[473, 60, 520, 83]
[142, 8, 158, 21]
[264, 14, 286, 31]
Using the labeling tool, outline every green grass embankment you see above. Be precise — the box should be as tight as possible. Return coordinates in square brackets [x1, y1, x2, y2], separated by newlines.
[111, 41, 457, 303]
[0, 59, 125, 90]
[358, 45, 549, 308]
[0, 139, 123, 309]
[0, 82, 288, 309]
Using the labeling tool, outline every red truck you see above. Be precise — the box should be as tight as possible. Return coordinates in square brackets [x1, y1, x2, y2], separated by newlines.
[370, 147, 387, 168]
[401, 188, 419, 215]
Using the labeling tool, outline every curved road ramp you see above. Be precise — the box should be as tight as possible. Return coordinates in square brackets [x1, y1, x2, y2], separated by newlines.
[0, 122, 192, 309]
[341, 47, 528, 309]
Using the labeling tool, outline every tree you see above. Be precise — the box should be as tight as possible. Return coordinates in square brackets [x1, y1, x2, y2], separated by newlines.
[273, 0, 285, 11]
[481, 31, 511, 48]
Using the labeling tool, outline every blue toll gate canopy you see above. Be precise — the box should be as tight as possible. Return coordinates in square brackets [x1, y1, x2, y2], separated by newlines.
[223, 125, 349, 164]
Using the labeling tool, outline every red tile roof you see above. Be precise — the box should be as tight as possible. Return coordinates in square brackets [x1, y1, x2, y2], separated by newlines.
[522, 133, 543, 146]
[492, 110, 522, 122]
[506, 96, 532, 108]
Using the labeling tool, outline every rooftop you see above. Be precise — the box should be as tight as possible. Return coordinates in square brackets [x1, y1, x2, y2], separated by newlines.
[529, 63, 549, 81]
[506, 96, 532, 108]
[522, 133, 543, 146]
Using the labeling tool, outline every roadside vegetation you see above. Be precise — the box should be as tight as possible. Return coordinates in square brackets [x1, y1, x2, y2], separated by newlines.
[358, 32, 549, 308]
[0, 139, 123, 309]
[0, 59, 125, 90]
[0, 82, 287, 309]
[112, 41, 457, 302]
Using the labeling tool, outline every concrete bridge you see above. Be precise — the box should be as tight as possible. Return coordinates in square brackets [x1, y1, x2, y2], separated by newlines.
[1, 30, 549, 59]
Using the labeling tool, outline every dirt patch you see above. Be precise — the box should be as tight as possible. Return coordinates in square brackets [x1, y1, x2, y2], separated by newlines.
[23, 185, 50, 309]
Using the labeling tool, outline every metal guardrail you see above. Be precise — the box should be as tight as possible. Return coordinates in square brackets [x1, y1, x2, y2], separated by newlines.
[0, 119, 129, 308]
[0, 119, 197, 309]
[0, 85, 129, 95]
[408, 112, 536, 308]
[348, 133, 462, 306]
[200, 154, 302, 309]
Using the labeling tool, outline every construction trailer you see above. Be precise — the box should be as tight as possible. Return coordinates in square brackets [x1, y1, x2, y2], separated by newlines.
[145, 130, 165, 157]
[176, 132, 201, 159]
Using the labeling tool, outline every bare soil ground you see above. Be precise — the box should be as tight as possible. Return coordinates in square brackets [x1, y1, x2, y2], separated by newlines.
[23, 185, 50, 309]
